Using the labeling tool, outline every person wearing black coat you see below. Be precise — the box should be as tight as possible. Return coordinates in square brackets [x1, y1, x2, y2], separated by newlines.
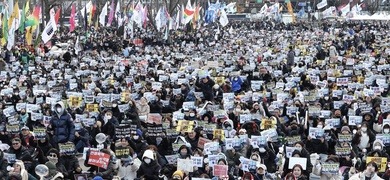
[8, 138, 32, 163]
[195, 76, 215, 102]
[59, 153, 82, 180]
[48, 102, 75, 145]
[0, 150, 8, 180]
[137, 149, 161, 180]
[84, 149, 114, 180]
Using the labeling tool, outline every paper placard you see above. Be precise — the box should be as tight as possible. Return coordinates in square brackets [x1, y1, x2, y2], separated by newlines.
[191, 156, 204, 168]
[88, 150, 111, 169]
[348, 116, 363, 126]
[59, 142, 75, 155]
[177, 159, 194, 172]
[288, 157, 307, 170]
[321, 163, 340, 174]
[338, 134, 353, 142]
[213, 165, 228, 177]
[367, 157, 387, 172]
[147, 113, 162, 124]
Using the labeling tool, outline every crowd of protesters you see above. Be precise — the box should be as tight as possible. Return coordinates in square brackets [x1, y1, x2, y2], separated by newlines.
[0, 19, 389, 180]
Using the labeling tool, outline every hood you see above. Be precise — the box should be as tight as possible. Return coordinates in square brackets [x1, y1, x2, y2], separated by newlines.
[373, 139, 384, 151]
[54, 101, 65, 116]
[142, 149, 155, 160]
[223, 119, 234, 127]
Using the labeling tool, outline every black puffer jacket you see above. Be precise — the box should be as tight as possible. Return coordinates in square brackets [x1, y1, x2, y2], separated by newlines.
[49, 102, 75, 143]
[137, 159, 161, 180]
[0, 150, 8, 180]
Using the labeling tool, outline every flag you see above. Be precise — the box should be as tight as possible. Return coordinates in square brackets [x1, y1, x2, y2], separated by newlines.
[287, 1, 296, 22]
[84, 4, 88, 31]
[142, 5, 148, 28]
[7, 17, 17, 50]
[25, 5, 40, 27]
[41, 13, 57, 43]
[99, 2, 108, 26]
[115, 0, 122, 27]
[192, 5, 200, 29]
[107, 0, 115, 26]
[131, 2, 142, 27]
[225, 2, 236, 14]
[317, 0, 327, 9]
[75, 36, 80, 55]
[8, 2, 19, 29]
[340, 3, 350, 17]
[55, 8, 61, 24]
[88, 4, 96, 26]
[155, 7, 162, 31]
[1, 12, 8, 46]
[70, 3, 75, 32]
[175, 7, 181, 30]
[260, 4, 268, 14]
[183, 0, 195, 24]
[81, 1, 92, 19]
[19, 2, 26, 33]
[298, 6, 305, 17]
[25, 26, 36, 45]
[219, 8, 228, 27]
[308, 5, 312, 12]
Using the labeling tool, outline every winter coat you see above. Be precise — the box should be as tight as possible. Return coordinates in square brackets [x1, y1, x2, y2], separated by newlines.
[116, 158, 141, 180]
[136, 160, 161, 180]
[230, 76, 243, 92]
[349, 171, 384, 180]
[59, 155, 80, 179]
[0, 150, 8, 180]
[195, 77, 215, 101]
[50, 102, 75, 143]
[8, 146, 31, 162]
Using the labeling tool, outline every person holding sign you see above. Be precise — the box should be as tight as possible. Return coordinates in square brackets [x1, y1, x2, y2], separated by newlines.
[350, 161, 384, 180]
[7, 138, 32, 163]
[48, 102, 75, 145]
[313, 155, 342, 180]
[195, 76, 215, 102]
[352, 122, 375, 152]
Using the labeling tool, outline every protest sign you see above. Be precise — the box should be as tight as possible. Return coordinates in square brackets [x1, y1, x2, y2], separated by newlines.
[335, 147, 351, 156]
[191, 156, 204, 168]
[288, 157, 307, 170]
[3, 153, 16, 163]
[213, 165, 228, 177]
[321, 163, 340, 174]
[177, 159, 194, 172]
[176, 120, 194, 132]
[198, 137, 212, 149]
[147, 126, 164, 136]
[147, 113, 162, 124]
[59, 142, 75, 155]
[225, 138, 241, 150]
[115, 146, 130, 159]
[33, 128, 47, 140]
[348, 116, 363, 126]
[6, 125, 19, 135]
[325, 119, 341, 128]
[88, 150, 111, 169]
[239, 156, 257, 172]
[165, 154, 179, 165]
[115, 124, 132, 139]
[338, 134, 353, 143]
[213, 129, 225, 141]
[309, 127, 325, 139]
[204, 142, 220, 155]
[367, 157, 387, 172]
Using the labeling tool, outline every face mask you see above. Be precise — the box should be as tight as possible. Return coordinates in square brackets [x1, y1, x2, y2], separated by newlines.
[113, 104, 117, 107]
[15, 93, 19, 95]
[21, 112, 26, 115]
[133, 135, 139, 140]
[385, 129, 390, 134]
[56, 108, 62, 113]
[296, 147, 302, 152]
[156, 137, 162, 145]
[317, 125, 323, 129]
[374, 146, 381, 150]
[324, 96, 329, 101]
[361, 127, 367, 132]
[180, 152, 187, 157]
[226, 126, 232, 131]
[106, 115, 112, 119]
[47, 156, 58, 164]
[234, 78, 238, 81]
[235, 108, 241, 112]
[190, 113, 195, 117]
[144, 158, 151, 164]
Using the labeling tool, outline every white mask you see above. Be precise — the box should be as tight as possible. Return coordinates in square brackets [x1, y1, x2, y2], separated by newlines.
[144, 158, 151, 164]
[385, 129, 390, 134]
[361, 127, 367, 132]
[317, 125, 323, 129]
[374, 146, 381, 150]
[133, 135, 139, 140]
[324, 96, 329, 101]
[259, 148, 266, 153]
[235, 108, 241, 112]
[56, 108, 62, 113]
[190, 113, 195, 117]
[106, 115, 112, 119]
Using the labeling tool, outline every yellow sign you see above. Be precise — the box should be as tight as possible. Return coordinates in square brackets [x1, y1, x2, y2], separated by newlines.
[214, 77, 225, 85]
[260, 118, 276, 130]
[176, 120, 194, 132]
[367, 157, 387, 172]
[86, 104, 99, 112]
[69, 96, 82, 108]
[121, 92, 130, 102]
[213, 129, 225, 141]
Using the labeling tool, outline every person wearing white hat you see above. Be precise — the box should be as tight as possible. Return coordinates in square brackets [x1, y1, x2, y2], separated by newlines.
[254, 162, 276, 180]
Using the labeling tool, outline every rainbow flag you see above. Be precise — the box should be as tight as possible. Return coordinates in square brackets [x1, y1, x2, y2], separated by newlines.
[25, 5, 40, 27]
[183, 0, 195, 24]
[192, 5, 200, 29]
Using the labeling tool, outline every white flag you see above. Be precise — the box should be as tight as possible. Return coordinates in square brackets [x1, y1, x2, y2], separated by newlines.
[75, 36, 80, 55]
[81, 1, 93, 19]
[7, 20, 16, 51]
[41, 15, 57, 43]
[341, 3, 350, 17]
[317, 0, 327, 9]
[155, 7, 162, 31]
[219, 9, 228, 27]
[115, 0, 122, 27]
[99, 2, 108, 26]
[260, 4, 268, 14]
